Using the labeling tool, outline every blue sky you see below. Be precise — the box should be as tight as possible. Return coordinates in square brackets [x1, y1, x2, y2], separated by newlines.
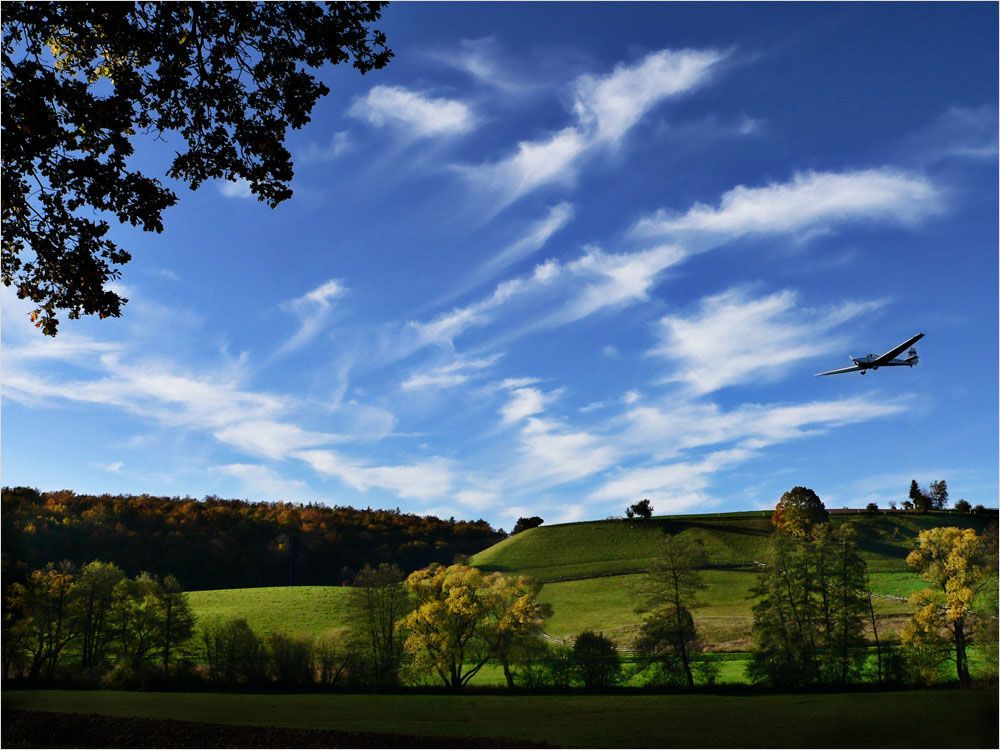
[3, 3, 998, 529]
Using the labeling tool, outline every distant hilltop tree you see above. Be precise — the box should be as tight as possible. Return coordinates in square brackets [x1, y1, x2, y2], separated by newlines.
[626, 499, 654, 521]
[772, 486, 828, 537]
[953, 499, 972, 513]
[512, 516, 544, 535]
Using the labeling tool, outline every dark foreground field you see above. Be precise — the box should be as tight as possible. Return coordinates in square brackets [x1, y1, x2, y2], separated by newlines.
[4, 689, 998, 748]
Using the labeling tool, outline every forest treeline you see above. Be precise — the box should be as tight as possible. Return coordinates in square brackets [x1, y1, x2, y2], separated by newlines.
[1, 487, 505, 590]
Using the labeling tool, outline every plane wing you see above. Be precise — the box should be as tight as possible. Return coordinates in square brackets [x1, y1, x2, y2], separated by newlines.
[815, 365, 865, 376]
[873, 333, 924, 365]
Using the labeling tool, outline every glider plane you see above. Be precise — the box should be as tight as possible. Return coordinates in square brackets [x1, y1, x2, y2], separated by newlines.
[816, 333, 924, 376]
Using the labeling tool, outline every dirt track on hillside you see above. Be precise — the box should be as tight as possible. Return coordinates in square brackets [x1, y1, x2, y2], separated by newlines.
[2, 709, 548, 748]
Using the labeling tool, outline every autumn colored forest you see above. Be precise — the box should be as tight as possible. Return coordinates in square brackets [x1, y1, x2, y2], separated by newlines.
[1, 487, 504, 590]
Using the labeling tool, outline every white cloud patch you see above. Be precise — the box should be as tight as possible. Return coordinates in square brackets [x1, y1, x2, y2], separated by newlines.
[901, 105, 998, 164]
[501, 386, 557, 425]
[220, 463, 310, 501]
[573, 48, 726, 146]
[433, 36, 526, 93]
[562, 244, 686, 321]
[219, 178, 254, 199]
[512, 417, 619, 489]
[402, 355, 501, 391]
[633, 168, 941, 241]
[619, 395, 908, 459]
[294, 449, 454, 501]
[651, 288, 884, 394]
[277, 279, 346, 356]
[214, 420, 341, 460]
[408, 260, 562, 348]
[479, 202, 574, 278]
[349, 85, 475, 138]
[301, 131, 351, 162]
[589, 449, 748, 508]
[460, 48, 726, 207]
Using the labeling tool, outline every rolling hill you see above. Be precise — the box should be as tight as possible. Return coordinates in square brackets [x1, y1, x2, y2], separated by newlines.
[189, 510, 994, 654]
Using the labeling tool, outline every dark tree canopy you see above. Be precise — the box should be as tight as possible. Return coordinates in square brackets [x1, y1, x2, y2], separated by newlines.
[771, 486, 827, 536]
[626, 498, 654, 520]
[2, 2, 391, 334]
[511, 516, 544, 535]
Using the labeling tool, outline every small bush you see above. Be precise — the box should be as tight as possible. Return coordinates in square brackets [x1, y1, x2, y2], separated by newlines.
[571, 631, 621, 689]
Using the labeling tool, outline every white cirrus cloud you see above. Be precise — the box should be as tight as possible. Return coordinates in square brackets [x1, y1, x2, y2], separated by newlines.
[589, 448, 750, 507]
[214, 420, 341, 460]
[459, 48, 726, 207]
[573, 48, 727, 146]
[650, 288, 885, 394]
[276, 278, 346, 356]
[300, 131, 351, 162]
[462, 127, 588, 204]
[500, 386, 559, 425]
[619, 395, 909, 459]
[220, 463, 311, 501]
[349, 85, 475, 138]
[408, 259, 562, 348]
[512, 417, 619, 489]
[401, 355, 501, 391]
[480, 203, 574, 278]
[563, 244, 686, 321]
[633, 168, 941, 241]
[432, 36, 526, 94]
[294, 449, 454, 502]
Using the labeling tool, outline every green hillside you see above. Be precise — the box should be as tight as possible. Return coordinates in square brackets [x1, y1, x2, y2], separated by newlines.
[470, 511, 991, 580]
[185, 512, 993, 653]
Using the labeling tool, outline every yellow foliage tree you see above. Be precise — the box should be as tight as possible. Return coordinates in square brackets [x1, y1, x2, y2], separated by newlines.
[902, 527, 991, 686]
[400, 564, 549, 688]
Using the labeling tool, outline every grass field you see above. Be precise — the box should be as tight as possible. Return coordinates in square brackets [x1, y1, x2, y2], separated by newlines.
[5, 689, 996, 748]
[185, 510, 994, 652]
[187, 586, 352, 638]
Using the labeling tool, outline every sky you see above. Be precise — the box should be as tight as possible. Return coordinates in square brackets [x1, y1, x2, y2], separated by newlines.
[3, 3, 998, 530]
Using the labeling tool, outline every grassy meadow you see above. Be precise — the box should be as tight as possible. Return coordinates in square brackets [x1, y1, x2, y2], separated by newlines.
[187, 585, 352, 639]
[6, 689, 997, 748]
[186, 512, 989, 658]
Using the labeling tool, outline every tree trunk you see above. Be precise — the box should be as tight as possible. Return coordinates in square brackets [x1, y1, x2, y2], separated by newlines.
[953, 618, 971, 687]
[866, 586, 882, 684]
[502, 659, 515, 689]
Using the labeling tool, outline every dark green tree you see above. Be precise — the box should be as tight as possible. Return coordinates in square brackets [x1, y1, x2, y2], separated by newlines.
[909, 480, 932, 513]
[155, 574, 195, 677]
[772, 486, 828, 537]
[747, 532, 819, 687]
[347, 563, 410, 687]
[750, 525, 869, 688]
[953, 499, 972, 513]
[2, 2, 391, 335]
[72, 560, 124, 673]
[627, 499, 654, 521]
[633, 534, 706, 688]
[820, 525, 868, 685]
[571, 631, 621, 689]
[928, 480, 949, 511]
[511, 516, 544, 535]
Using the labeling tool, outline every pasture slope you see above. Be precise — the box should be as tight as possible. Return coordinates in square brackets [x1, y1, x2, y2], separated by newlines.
[188, 511, 991, 652]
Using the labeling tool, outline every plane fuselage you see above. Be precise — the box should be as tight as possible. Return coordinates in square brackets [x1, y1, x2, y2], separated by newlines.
[849, 356, 915, 370]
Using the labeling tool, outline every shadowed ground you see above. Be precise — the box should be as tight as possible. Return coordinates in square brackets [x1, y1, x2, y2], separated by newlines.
[4, 689, 997, 748]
